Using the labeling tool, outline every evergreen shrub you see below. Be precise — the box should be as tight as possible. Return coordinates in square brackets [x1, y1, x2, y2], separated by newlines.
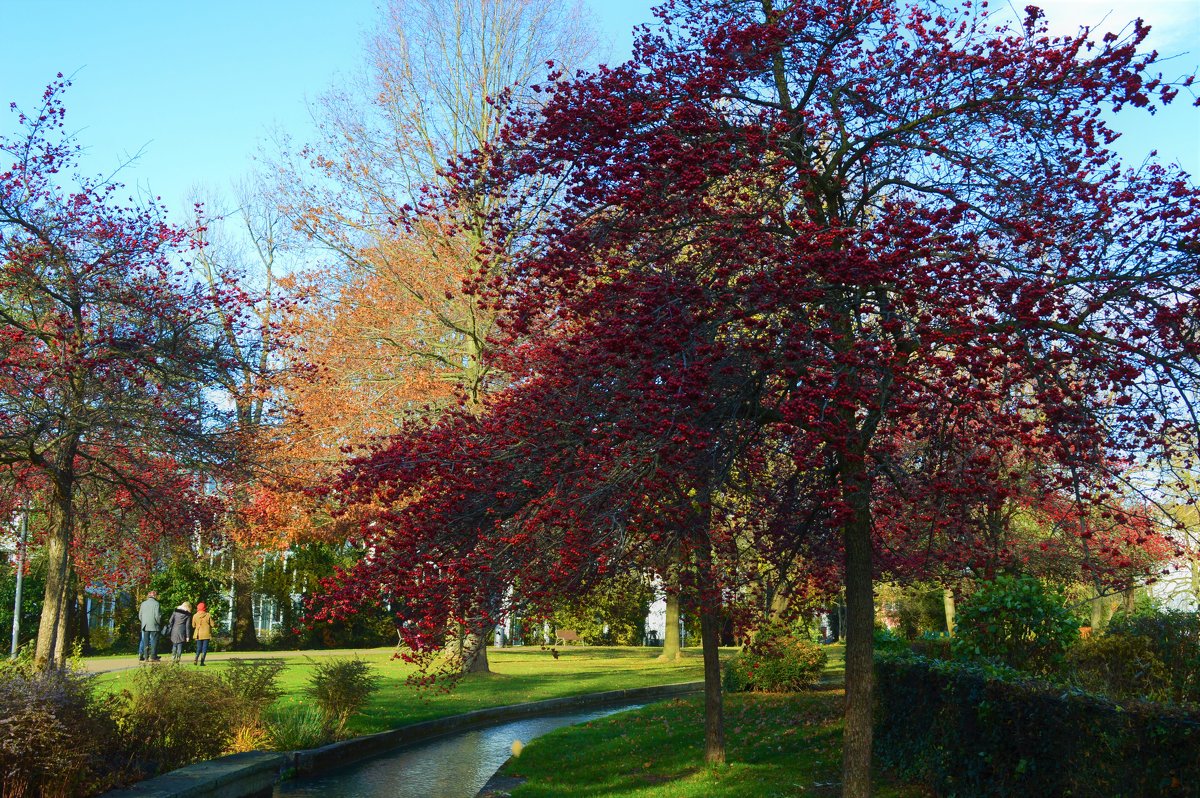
[951, 574, 1077, 675]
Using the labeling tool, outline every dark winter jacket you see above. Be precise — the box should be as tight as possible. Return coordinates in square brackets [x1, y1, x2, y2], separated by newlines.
[164, 607, 192, 644]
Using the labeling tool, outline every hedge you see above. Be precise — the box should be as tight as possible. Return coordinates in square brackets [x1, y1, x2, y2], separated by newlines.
[875, 654, 1200, 797]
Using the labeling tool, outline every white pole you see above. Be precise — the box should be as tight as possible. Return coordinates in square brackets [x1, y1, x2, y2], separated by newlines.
[10, 505, 29, 658]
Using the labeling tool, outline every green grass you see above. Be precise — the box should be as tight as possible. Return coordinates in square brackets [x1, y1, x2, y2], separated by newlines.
[503, 687, 922, 797]
[93, 645, 722, 735]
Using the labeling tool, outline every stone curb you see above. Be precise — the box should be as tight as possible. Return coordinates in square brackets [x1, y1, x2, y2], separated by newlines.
[99, 751, 288, 798]
[99, 681, 704, 798]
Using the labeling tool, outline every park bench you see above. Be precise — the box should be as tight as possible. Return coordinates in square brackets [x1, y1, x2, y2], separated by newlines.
[555, 628, 582, 645]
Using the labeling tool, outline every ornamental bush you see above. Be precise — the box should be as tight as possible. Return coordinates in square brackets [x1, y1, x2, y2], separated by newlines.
[723, 624, 826, 692]
[951, 574, 1077, 675]
[875, 653, 1200, 797]
[0, 661, 124, 798]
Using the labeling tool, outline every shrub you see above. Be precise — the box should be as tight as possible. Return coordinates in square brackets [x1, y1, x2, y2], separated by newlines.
[219, 658, 286, 725]
[116, 665, 242, 774]
[1066, 633, 1172, 703]
[875, 653, 1200, 797]
[723, 625, 826, 693]
[305, 657, 380, 736]
[1106, 608, 1200, 704]
[909, 634, 952, 660]
[951, 574, 1077, 675]
[265, 700, 332, 750]
[0, 664, 123, 798]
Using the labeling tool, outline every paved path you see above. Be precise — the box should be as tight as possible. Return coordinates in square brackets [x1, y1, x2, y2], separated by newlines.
[82, 647, 390, 675]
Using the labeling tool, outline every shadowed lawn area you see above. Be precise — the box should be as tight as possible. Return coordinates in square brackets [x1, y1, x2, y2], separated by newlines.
[502, 686, 924, 798]
[93, 645, 724, 735]
[493, 644, 919, 798]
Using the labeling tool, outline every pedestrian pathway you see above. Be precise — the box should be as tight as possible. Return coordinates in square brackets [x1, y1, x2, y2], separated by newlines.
[82, 647, 388, 674]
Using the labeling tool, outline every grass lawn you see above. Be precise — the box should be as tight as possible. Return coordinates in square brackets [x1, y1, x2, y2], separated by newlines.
[93, 645, 723, 735]
[493, 643, 922, 798]
[501, 687, 922, 798]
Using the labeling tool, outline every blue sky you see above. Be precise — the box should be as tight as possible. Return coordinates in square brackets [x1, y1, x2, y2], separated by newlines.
[0, 0, 1195, 218]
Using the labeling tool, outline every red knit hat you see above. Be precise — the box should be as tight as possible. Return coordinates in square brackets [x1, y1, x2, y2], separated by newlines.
[196, 602, 206, 612]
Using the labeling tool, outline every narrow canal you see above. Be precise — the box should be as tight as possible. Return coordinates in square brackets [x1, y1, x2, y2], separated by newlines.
[274, 704, 642, 798]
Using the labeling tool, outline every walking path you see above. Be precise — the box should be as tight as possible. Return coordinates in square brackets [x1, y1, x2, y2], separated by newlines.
[82, 647, 388, 675]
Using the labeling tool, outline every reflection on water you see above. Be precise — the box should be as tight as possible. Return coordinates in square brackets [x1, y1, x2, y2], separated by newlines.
[275, 704, 641, 798]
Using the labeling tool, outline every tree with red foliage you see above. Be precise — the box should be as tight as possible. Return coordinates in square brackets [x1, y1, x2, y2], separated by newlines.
[318, 0, 1197, 792]
[0, 80, 255, 669]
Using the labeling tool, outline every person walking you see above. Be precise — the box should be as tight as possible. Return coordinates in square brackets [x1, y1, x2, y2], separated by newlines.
[138, 590, 163, 661]
[163, 601, 193, 663]
[192, 601, 213, 665]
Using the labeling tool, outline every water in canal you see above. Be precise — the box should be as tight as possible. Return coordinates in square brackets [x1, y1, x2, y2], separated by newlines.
[274, 704, 642, 798]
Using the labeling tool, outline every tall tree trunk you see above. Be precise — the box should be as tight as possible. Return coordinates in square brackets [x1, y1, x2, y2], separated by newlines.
[35, 486, 74, 670]
[659, 592, 682, 661]
[841, 464, 875, 798]
[231, 550, 259, 650]
[943, 588, 956, 637]
[700, 602, 725, 765]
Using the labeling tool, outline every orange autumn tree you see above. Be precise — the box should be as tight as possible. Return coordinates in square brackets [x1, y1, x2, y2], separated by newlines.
[271, 0, 597, 672]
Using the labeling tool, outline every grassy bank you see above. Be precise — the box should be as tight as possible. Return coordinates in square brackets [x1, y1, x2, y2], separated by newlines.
[501, 687, 924, 798]
[94, 645, 720, 735]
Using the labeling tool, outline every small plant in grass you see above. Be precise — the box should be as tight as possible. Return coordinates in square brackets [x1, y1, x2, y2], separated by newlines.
[951, 574, 1077, 675]
[723, 623, 826, 692]
[306, 657, 380, 737]
[265, 701, 332, 750]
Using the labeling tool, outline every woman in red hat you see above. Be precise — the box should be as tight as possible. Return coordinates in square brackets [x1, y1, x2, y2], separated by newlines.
[192, 601, 214, 665]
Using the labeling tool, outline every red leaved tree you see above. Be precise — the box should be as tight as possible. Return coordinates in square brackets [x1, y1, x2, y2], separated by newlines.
[0, 80, 256, 668]
[317, 0, 1197, 792]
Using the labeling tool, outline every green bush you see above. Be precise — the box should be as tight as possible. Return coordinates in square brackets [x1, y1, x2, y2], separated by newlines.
[875, 653, 1199, 797]
[873, 625, 907, 653]
[952, 574, 1077, 675]
[1106, 608, 1200, 704]
[909, 635, 952, 660]
[723, 625, 826, 693]
[306, 657, 380, 736]
[116, 665, 242, 774]
[1066, 633, 1172, 703]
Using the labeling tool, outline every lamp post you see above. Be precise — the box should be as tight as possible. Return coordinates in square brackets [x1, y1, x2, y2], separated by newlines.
[10, 504, 28, 658]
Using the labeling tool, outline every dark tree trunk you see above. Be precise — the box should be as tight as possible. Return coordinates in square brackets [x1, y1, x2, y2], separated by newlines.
[700, 602, 726, 765]
[841, 465, 875, 798]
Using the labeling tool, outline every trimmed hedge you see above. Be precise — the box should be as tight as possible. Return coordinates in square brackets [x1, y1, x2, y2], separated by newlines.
[876, 654, 1200, 797]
